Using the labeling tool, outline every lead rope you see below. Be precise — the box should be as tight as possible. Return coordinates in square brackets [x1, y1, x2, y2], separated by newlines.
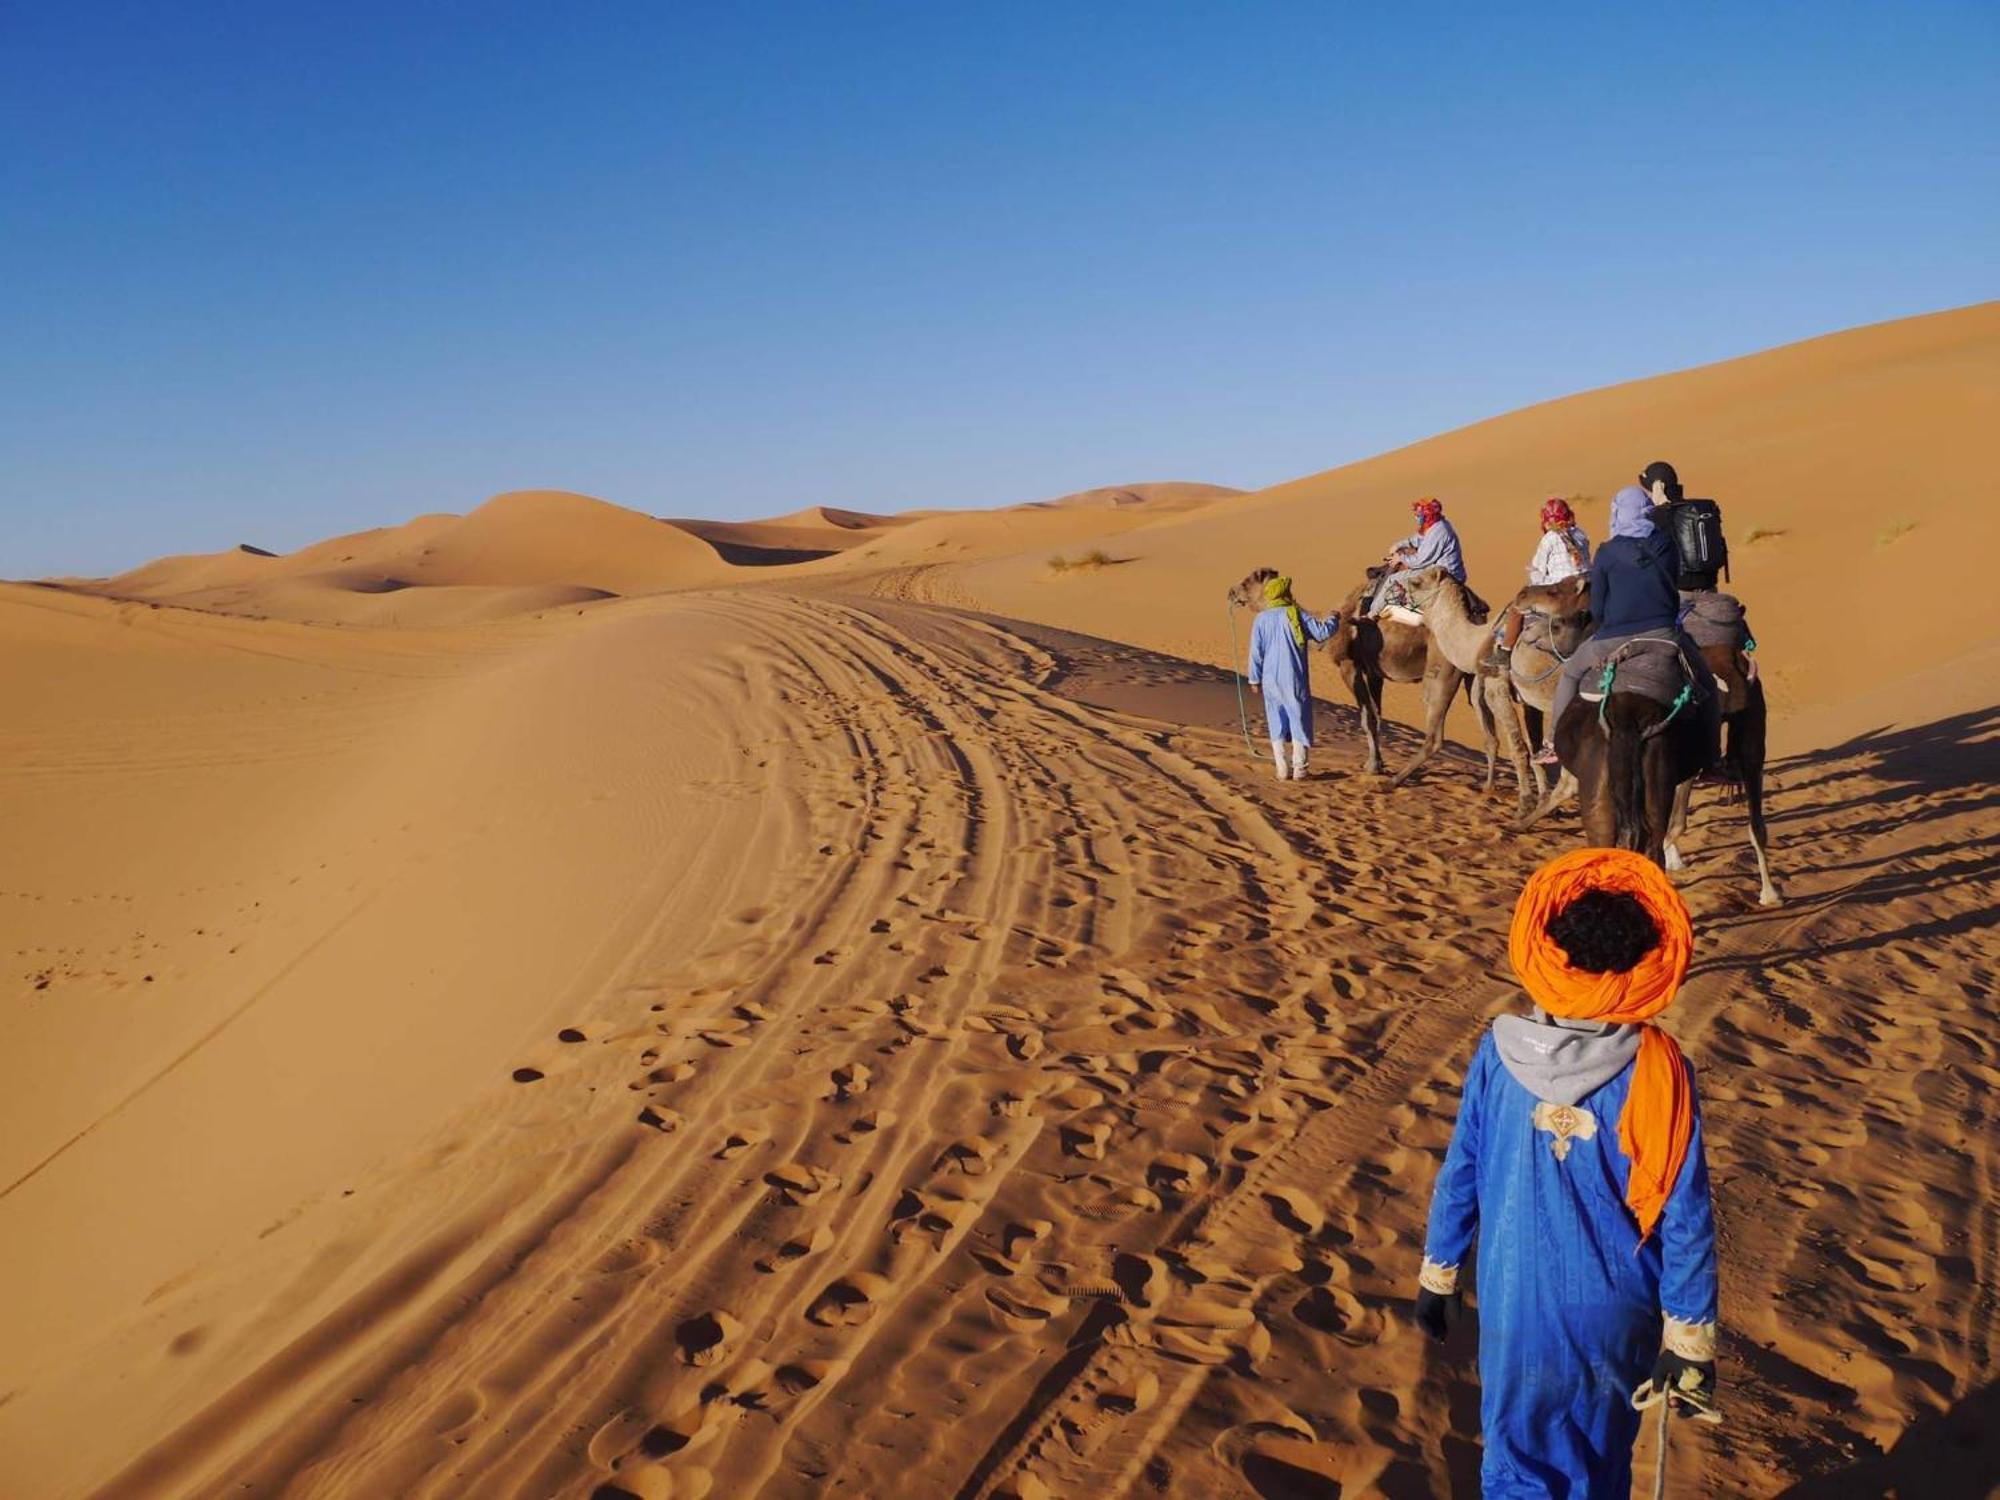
[1225, 602, 1257, 760]
[1651, 1400, 1671, 1500]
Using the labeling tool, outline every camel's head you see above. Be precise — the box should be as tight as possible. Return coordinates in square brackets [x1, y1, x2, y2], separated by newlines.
[1228, 566, 1281, 607]
[1399, 566, 1448, 604]
[1517, 574, 1593, 653]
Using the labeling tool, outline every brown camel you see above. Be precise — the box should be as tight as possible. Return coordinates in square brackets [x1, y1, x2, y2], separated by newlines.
[1228, 568, 1498, 782]
[1396, 568, 1579, 817]
[1549, 677, 1706, 868]
[1517, 590, 1781, 906]
[1666, 643, 1781, 906]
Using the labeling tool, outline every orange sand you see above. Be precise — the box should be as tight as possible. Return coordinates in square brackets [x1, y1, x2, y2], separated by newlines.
[2, 305, 1994, 1498]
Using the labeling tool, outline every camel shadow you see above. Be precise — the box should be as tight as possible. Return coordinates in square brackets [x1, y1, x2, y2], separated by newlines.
[1771, 706, 1998, 797]
[1772, 1375, 2000, 1497]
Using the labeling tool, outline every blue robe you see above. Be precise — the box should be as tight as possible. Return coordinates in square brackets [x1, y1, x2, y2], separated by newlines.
[1422, 1030, 1718, 1499]
[1246, 606, 1335, 744]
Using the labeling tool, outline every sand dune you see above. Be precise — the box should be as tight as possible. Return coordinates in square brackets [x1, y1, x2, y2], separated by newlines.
[85, 491, 721, 623]
[878, 304, 1999, 752]
[3, 307, 1995, 1498]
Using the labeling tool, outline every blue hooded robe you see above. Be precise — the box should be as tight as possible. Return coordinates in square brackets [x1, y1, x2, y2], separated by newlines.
[1421, 1029, 1719, 1498]
[1246, 605, 1335, 745]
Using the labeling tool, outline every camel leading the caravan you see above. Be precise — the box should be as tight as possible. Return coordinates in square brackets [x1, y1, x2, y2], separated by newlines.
[1227, 568, 1504, 786]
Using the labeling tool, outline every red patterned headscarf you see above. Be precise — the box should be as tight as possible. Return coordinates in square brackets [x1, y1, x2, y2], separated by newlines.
[1540, 496, 1575, 530]
[1412, 496, 1444, 532]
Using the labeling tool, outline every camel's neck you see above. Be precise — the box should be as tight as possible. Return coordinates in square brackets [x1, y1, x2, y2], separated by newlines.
[1423, 586, 1489, 669]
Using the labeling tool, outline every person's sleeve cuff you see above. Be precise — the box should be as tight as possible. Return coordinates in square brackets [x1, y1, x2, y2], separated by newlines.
[1419, 1257, 1460, 1295]
[1662, 1314, 1717, 1360]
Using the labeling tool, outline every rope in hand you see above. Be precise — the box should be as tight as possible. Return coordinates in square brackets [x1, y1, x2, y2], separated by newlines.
[1225, 602, 1257, 759]
[1631, 1372, 1724, 1498]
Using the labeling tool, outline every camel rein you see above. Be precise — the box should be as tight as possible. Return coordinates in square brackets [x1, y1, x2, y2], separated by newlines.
[1225, 602, 1257, 759]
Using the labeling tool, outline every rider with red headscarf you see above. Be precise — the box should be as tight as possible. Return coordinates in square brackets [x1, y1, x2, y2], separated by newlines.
[1368, 496, 1466, 616]
[1529, 496, 1592, 586]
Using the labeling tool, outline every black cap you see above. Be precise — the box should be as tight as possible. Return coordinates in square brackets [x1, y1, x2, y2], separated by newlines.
[1639, 461, 1682, 503]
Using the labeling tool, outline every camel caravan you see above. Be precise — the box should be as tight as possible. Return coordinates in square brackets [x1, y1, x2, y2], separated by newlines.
[1230, 462, 1780, 906]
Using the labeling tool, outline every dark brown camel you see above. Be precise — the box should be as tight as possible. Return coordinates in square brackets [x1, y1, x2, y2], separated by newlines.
[1667, 644, 1780, 905]
[1549, 681, 1706, 868]
[1521, 584, 1780, 905]
[1229, 568, 1499, 783]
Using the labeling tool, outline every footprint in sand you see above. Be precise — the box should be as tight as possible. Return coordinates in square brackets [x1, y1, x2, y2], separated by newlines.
[675, 1310, 742, 1367]
[1149, 1152, 1210, 1194]
[1267, 1187, 1325, 1236]
[999, 1218, 1053, 1266]
[938, 1137, 997, 1176]
[835, 1108, 894, 1144]
[830, 1061, 871, 1100]
[755, 1225, 833, 1274]
[638, 1106, 683, 1133]
[1061, 1120, 1112, 1160]
[765, 1163, 840, 1206]
[714, 1125, 768, 1160]
[807, 1270, 894, 1327]
[986, 1282, 1072, 1331]
[775, 1358, 848, 1394]
[592, 1462, 675, 1500]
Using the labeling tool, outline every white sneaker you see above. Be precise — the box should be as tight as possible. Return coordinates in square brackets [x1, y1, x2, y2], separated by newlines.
[1271, 742, 1291, 780]
[1291, 743, 1309, 779]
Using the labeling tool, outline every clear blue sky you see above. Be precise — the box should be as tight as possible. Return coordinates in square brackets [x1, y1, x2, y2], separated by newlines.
[4, 2, 1994, 577]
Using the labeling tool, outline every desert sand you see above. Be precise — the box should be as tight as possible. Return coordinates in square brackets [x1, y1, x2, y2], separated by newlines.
[2, 304, 1994, 1498]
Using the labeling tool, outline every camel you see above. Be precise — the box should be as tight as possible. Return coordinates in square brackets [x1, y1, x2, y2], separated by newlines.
[1384, 568, 1536, 816]
[1667, 643, 1781, 906]
[1549, 672, 1706, 868]
[1517, 593, 1781, 906]
[1395, 568, 1584, 818]
[1228, 568, 1500, 783]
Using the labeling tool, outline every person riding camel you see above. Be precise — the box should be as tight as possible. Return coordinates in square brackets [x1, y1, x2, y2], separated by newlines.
[1540, 488, 1721, 770]
[1416, 848, 1720, 1498]
[1494, 495, 1592, 657]
[1644, 458, 1760, 710]
[1245, 574, 1339, 781]
[1367, 497, 1465, 617]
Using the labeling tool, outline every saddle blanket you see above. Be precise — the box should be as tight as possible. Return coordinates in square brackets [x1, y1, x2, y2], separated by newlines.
[1580, 636, 1694, 706]
[1679, 590, 1750, 650]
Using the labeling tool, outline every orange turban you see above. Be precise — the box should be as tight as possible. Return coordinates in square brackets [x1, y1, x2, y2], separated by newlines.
[1508, 849, 1694, 1241]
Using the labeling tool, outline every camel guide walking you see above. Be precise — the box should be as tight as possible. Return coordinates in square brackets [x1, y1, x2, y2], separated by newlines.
[1244, 574, 1338, 781]
[1415, 848, 1719, 1498]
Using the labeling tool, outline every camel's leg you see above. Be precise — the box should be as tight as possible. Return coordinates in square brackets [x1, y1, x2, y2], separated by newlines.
[1388, 666, 1458, 789]
[1575, 744, 1616, 848]
[1664, 782, 1693, 873]
[1736, 707, 1782, 906]
[1521, 702, 1550, 799]
[1641, 740, 1680, 868]
[1471, 681, 1500, 794]
[1488, 678, 1537, 819]
[1346, 662, 1385, 776]
[1519, 768, 1577, 830]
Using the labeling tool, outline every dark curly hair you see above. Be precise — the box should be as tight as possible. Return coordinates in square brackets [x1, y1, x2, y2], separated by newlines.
[1544, 889, 1660, 973]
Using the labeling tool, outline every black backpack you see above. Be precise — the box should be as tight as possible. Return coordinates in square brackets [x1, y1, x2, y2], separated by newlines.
[1665, 499, 1728, 591]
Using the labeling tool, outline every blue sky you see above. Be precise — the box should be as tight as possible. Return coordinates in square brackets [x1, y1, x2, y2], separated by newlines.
[3, 2, 1994, 577]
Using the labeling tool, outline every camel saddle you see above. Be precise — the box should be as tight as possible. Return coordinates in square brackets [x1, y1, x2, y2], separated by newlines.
[1680, 590, 1756, 712]
[1580, 636, 1698, 707]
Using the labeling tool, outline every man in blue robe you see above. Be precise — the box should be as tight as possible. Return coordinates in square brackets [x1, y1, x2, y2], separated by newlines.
[1245, 574, 1338, 781]
[1416, 849, 1720, 1498]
